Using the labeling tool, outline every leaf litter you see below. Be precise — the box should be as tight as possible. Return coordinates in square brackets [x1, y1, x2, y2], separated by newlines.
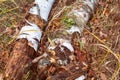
[0, 0, 120, 80]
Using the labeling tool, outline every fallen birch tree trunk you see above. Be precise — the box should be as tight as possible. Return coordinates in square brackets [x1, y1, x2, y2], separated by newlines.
[3, 0, 55, 79]
[36, 0, 98, 79]
[3, 0, 98, 80]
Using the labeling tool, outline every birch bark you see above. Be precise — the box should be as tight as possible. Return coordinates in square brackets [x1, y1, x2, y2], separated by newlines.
[4, 0, 55, 79]
[42, 0, 98, 65]
[37, 0, 98, 79]
[4, 0, 98, 79]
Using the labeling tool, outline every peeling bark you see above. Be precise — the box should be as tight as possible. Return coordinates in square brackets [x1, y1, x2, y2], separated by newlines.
[4, 0, 55, 79]
[3, 0, 98, 80]
[37, 0, 98, 79]
[43, 0, 98, 65]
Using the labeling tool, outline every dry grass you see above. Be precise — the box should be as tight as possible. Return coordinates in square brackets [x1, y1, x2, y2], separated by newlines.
[83, 0, 120, 79]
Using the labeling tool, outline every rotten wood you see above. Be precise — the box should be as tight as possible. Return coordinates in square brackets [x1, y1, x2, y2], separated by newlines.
[3, 0, 49, 79]
[3, 0, 98, 80]
[37, 0, 98, 79]
[4, 39, 37, 80]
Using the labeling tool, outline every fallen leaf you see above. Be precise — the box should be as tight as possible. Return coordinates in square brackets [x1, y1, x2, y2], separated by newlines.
[100, 72, 107, 80]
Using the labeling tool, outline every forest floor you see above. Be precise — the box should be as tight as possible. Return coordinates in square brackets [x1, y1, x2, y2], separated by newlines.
[0, 0, 120, 80]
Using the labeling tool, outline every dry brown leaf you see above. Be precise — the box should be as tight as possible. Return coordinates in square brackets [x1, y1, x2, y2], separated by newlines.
[100, 72, 107, 80]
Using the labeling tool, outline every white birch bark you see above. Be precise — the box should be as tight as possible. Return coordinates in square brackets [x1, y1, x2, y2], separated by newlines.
[29, 0, 55, 21]
[67, 0, 98, 34]
[17, 0, 55, 51]
[75, 75, 86, 80]
[43, 0, 98, 80]
[46, 0, 98, 67]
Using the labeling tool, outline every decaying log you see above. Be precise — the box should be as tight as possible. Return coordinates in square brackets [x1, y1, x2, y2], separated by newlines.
[37, 0, 98, 79]
[3, 0, 98, 80]
[42, 0, 98, 66]
[4, 39, 36, 80]
[3, 0, 55, 79]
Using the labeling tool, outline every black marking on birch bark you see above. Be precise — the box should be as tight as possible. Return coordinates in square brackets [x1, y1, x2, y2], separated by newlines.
[33, 38, 39, 43]
[19, 33, 29, 35]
